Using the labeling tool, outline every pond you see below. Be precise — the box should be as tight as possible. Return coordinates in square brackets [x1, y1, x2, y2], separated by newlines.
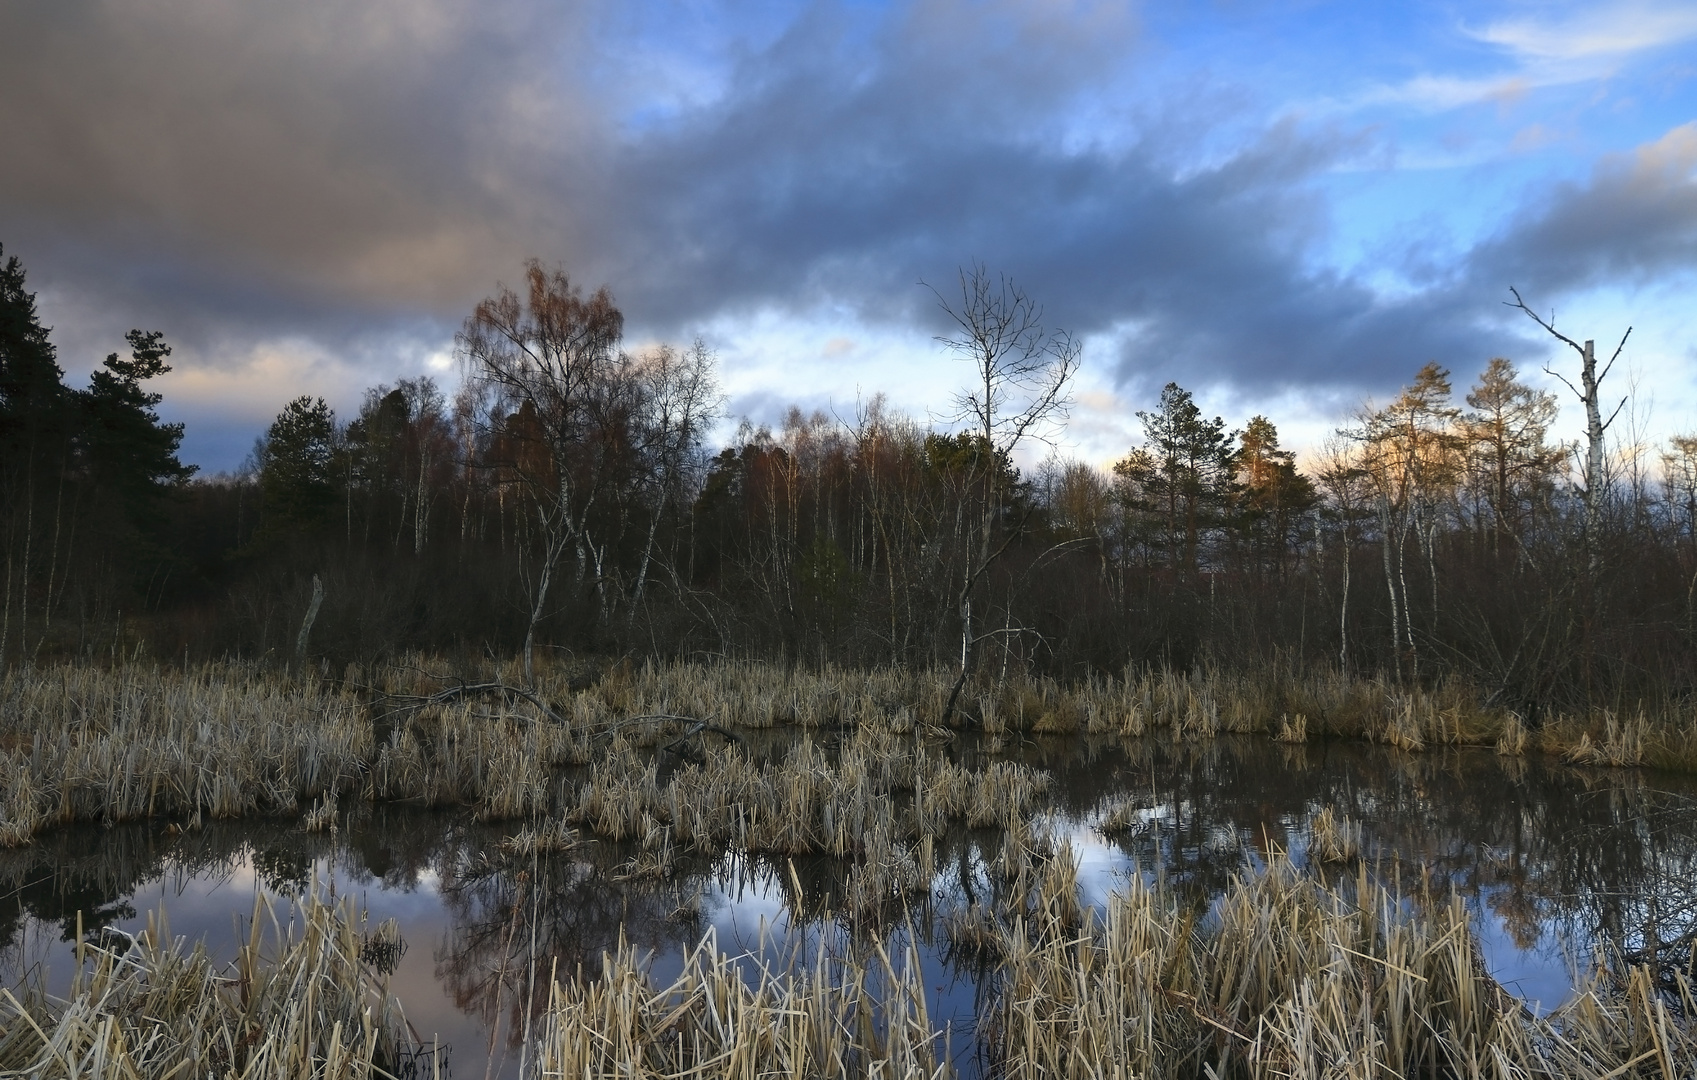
[4, 733, 1695, 1078]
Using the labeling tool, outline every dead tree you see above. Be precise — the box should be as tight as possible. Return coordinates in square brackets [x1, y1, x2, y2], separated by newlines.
[1505, 287, 1630, 571]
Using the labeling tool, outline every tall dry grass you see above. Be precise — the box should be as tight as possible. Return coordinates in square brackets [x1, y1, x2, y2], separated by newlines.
[524, 840, 1696, 1079]
[4, 655, 1693, 847]
[536, 928, 948, 1079]
[0, 661, 600, 845]
[0, 884, 427, 1078]
[556, 728, 1048, 916]
[983, 849, 1697, 1079]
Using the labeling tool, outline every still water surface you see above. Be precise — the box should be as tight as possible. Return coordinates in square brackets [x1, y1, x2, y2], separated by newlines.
[4, 735, 1695, 1078]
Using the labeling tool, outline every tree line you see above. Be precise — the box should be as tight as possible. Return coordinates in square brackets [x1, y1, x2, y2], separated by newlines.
[4, 247, 1695, 715]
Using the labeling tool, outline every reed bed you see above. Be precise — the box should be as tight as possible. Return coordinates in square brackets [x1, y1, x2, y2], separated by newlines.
[4, 655, 1694, 847]
[535, 929, 949, 1080]
[555, 729, 1048, 916]
[984, 852, 1697, 1080]
[0, 885, 423, 1079]
[0, 662, 601, 845]
[5, 822, 1691, 1079]
[523, 654, 1695, 770]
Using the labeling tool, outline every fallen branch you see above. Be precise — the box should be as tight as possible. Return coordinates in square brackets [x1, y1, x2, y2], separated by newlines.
[655, 717, 742, 759]
[368, 681, 566, 725]
[367, 680, 743, 757]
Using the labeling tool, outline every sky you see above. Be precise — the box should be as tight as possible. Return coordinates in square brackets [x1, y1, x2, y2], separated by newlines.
[1, 0, 1694, 474]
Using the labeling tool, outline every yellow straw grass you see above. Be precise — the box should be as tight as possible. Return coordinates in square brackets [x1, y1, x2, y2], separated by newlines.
[983, 851, 1697, 1080]
[0, 882, 423, 1079]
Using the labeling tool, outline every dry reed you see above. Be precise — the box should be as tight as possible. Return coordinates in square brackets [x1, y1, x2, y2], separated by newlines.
[984, 851, 1697, 1080]
[1306, 805, 1361, 864]
[535, 928, 949, 1079]
[5, 655, 1695, 848]
[0, 883, 425, 1078]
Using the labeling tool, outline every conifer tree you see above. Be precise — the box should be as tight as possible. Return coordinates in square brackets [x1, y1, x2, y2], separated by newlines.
[80, 329, 196, 525]
[257, 396, 339, 538]
[0, 246, 73, 663]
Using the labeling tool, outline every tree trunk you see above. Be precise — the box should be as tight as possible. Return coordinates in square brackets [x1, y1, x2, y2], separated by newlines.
[295, 574, 324, 659]
[1579, 338, 1606, 571]
[1379, 495, 1399, 674]
[1338, 529, 1350, 672]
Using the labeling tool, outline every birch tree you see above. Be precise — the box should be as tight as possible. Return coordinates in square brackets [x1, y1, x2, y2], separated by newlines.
[459, 261, 625, 683]
[927, 264, 1079, 723]
[1354, 363, 1460, 678]
[1506, 288, 1630, 571]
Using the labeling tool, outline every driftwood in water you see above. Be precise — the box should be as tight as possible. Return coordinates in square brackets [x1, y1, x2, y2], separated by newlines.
[365, 679, 739, 758]
[651, 716, 742, 763]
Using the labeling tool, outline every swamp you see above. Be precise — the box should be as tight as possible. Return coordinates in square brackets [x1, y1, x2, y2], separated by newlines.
[2, 660, 1696, 1078]
[6, 15, 1697, 1076]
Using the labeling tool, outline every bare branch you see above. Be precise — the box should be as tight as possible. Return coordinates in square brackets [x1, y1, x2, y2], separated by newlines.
[1597, 326, 1633, 385]
[1602, 396, 1628, 433]
[1505, 286, 1588, 358]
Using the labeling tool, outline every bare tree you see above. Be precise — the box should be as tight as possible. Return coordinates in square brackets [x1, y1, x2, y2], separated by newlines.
[1506, 287, 1630, 570]
[628, 339, 719, 609]
[458, 261, 625, 683]
[1351, 363, 1460, 679]
[1314, 434, 1370, 671]
[926, 264, 1080, 722]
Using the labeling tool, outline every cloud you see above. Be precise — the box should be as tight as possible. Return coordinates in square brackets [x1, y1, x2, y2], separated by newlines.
[1467, 122, 1697, 295]
[1360, 73, 1552, 113]
[562, 8, 1518, 395]
[3, 0, 1696, 472]
[1351, 2, 1697, 116]
[1467, 2, 1697, 62]
[0, 0, 602, 311]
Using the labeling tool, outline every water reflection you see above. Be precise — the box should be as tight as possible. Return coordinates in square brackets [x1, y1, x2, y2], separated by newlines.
[3, 736, 1694, 1077]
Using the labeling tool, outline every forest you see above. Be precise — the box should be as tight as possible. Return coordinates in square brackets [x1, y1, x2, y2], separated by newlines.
[4, 246, 1696, 725]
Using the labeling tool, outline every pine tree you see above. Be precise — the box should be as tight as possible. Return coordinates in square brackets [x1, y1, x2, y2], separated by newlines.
[80, 329, 196, 525]
[1, 245, 75, 663]
[1127, 382, 1235, 574]
[0, 245, 71, 465]
[1233, 415, 1316, 578]
[1463, 357, 1558, 553]
[257, 396, 339, 538]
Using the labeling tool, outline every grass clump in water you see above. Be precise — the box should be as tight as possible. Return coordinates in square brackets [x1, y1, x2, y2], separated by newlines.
[0, 883, 426, 1078]
[983, 853, 1697, 1079]
[536, 929, 948, 1079]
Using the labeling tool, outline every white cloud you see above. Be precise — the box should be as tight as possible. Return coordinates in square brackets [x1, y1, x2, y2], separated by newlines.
[1358, 73, 1553, 113]
[1349, 1, 1697, 116]
[1467, 2, 1697, 62]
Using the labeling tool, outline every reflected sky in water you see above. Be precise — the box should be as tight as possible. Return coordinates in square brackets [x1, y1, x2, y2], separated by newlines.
[5, 736, 1695, 1079]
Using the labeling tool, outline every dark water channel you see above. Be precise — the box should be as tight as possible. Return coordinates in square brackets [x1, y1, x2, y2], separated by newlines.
[4, 736, 1696, 1078]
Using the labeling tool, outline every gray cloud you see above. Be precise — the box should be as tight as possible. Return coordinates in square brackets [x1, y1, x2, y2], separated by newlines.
[4, 0, 1695, 469]
[1466, 123, 1697, 298]
[2, 1, 621, 303]
[580, 6, 1527, 393]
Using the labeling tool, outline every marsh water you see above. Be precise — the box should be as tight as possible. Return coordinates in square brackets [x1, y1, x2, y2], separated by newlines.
[4, 735, 1696, 1078]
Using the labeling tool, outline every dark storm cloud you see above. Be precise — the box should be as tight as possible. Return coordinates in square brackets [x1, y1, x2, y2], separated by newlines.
[581, 5, 1526, 394]
[0, 0, 607, 360]
[1466, 123, 1697, 299]
[3, 0, 1695, 440]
